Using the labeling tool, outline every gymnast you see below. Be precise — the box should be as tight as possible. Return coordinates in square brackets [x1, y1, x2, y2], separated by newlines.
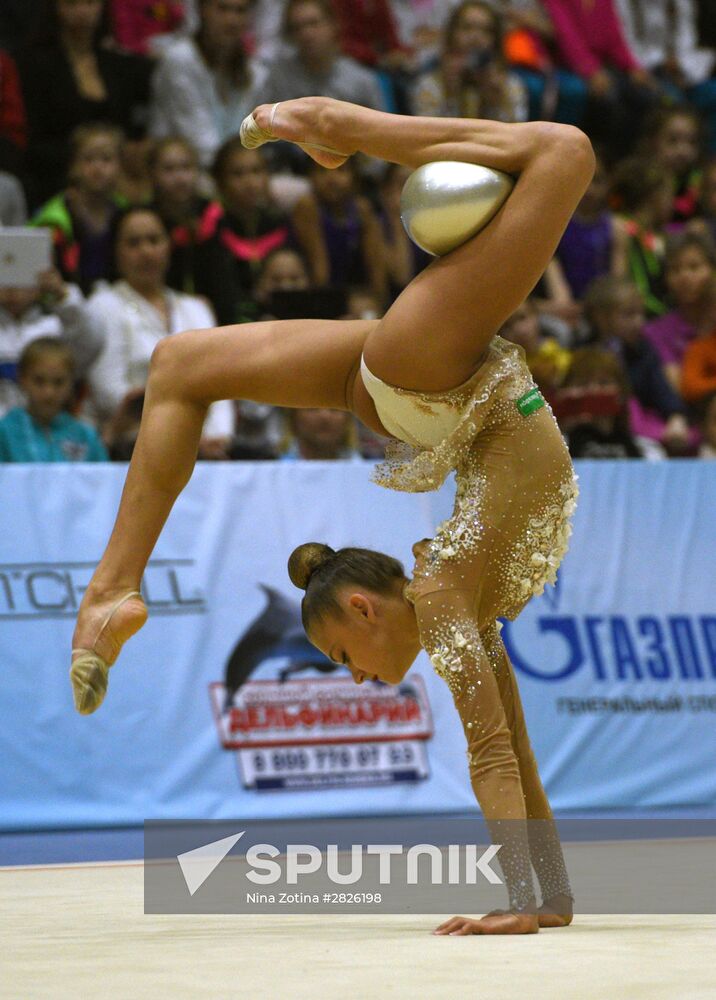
[70, 97, 595, 935]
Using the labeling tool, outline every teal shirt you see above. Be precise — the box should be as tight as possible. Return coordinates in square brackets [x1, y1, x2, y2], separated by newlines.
[0, 407, 108, 463]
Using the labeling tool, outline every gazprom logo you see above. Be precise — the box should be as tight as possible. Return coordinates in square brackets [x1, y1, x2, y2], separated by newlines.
[503, 614, 716, 682]
[502, 569, 716, 682]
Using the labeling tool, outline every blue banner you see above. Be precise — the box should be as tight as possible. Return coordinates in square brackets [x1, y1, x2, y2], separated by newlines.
[0, 461, 714, 830]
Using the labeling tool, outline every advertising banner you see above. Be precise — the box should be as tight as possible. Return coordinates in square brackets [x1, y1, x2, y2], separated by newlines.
[0, 461, 714, 830]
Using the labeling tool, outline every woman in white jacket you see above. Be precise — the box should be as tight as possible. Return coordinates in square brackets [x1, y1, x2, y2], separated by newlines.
[87, 207, 234, 455]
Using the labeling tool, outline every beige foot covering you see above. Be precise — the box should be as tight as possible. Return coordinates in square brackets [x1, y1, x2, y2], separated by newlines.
[239, 102, 347, 157]
[70, 590, 144, 715]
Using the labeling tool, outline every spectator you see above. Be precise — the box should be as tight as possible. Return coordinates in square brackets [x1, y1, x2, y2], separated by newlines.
[329, 0, 408, 111]
[109, 0, 186, 56]
[502, 0, 588, 126]
[253, 246, 312, 308]
[18, 0, 152, 208]
[644, 230, 716, 390]
[31, 122, 126, 295]
[583, 274, 692, 455]
[541, 0, 659, 158]
[638, 104, 705, 224]
[263, 0, 386, 111]
[229, 247, 315, 460]
[0, 49, 26, 175]
[0, 170, 27, 224]
[616, 0, 716, 152]
[498, 296, 572, 399]
[681, 324, 716, 405]
[611, 157, 674, 317]
[410, 1, 528, 122]
[376, 162, 431, 302]
[149, 0, 267, 169]
[85, 206, 234, 457]
[556, 149, 627, 300]
[149, 136, 210, 295]
[0, 266, 103, 416]
[281, 407, 362, 460]
[0, 337, 107, 461]
[193, 140, 296, 325]
[697, 390, 716, 457]
[291, 161, 388, 306]
[554, 347, 647, 458]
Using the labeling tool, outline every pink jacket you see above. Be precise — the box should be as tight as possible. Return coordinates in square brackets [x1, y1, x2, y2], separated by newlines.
[542, 0, 641, 78]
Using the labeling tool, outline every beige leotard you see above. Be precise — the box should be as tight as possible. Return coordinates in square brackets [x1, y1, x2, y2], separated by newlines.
[361, 335, 577, 915]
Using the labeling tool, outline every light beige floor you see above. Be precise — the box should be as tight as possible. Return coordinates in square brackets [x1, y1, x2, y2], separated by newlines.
[1, 862, 714, 1000]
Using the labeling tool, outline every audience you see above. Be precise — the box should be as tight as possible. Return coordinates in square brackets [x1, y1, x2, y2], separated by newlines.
[149, 136, 210, 295]
[610, 157, 673, 317]
[84, 206, 234, 457]
[0, 266, 103, 416]
[0, 337, 107, 461]
[638, 104, 705, 224]
[555, 347, 647, 459]
[2, 0, 716, 464]
[556, 149, 626, 300]
[18, 0, 152, 208]
[192, 140, 296, 324]
[149, 0, 267, 169]
[31, 123, 126, 295]
[583, 275, 692, 455]
[281, 407, 362, 460]
[644, 230, 716, 391]
[262, 1, 387, 112]
[410, 1, 528, 122]
[291, 160, 388, 305]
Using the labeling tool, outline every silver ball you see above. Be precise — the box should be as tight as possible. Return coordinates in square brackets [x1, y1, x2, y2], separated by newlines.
[400, 161, 515, 256]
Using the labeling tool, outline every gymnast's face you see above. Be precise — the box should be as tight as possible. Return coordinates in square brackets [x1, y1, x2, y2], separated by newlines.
[309, 586, 421, 686]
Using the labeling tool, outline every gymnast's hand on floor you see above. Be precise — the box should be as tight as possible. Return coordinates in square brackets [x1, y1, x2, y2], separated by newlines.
[432, 912, 539, 935]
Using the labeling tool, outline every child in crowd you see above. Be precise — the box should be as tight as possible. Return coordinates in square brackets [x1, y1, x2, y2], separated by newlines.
[0, 267, 103, 416]
[583, 275, 692, 455]
[0, 337, 107, 462]
[149, 136, 210, 296]
[193, 142, 295, 325]
[410, 0, 528, 122]
[556, 151, 626, 300]
[644, 230, 716, 391]
[497, 296, 571, 399]
[554, 347, 647, 459]
[610, 157, 674, 317]
[638, 105, 704, 224]
[31, 124, 127, 295]
[291, 161, 388, 307]
[698, 392, 716, 457]
[281, 408, 362, 461]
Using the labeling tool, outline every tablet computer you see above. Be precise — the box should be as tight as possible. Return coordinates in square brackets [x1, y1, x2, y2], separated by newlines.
[0, 227, 52, 287]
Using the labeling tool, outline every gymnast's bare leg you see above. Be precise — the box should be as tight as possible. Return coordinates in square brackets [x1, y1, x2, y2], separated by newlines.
[71, 99, 594, 718]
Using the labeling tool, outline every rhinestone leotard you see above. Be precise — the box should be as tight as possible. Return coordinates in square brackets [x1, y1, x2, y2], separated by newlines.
[361, 336, 577, 915]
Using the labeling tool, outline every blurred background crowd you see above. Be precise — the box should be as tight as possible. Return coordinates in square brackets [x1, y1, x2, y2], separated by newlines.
[1, 0, 716, 463]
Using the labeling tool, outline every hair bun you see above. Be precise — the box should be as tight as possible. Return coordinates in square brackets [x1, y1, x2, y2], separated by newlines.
[287, 542, 336, 591]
